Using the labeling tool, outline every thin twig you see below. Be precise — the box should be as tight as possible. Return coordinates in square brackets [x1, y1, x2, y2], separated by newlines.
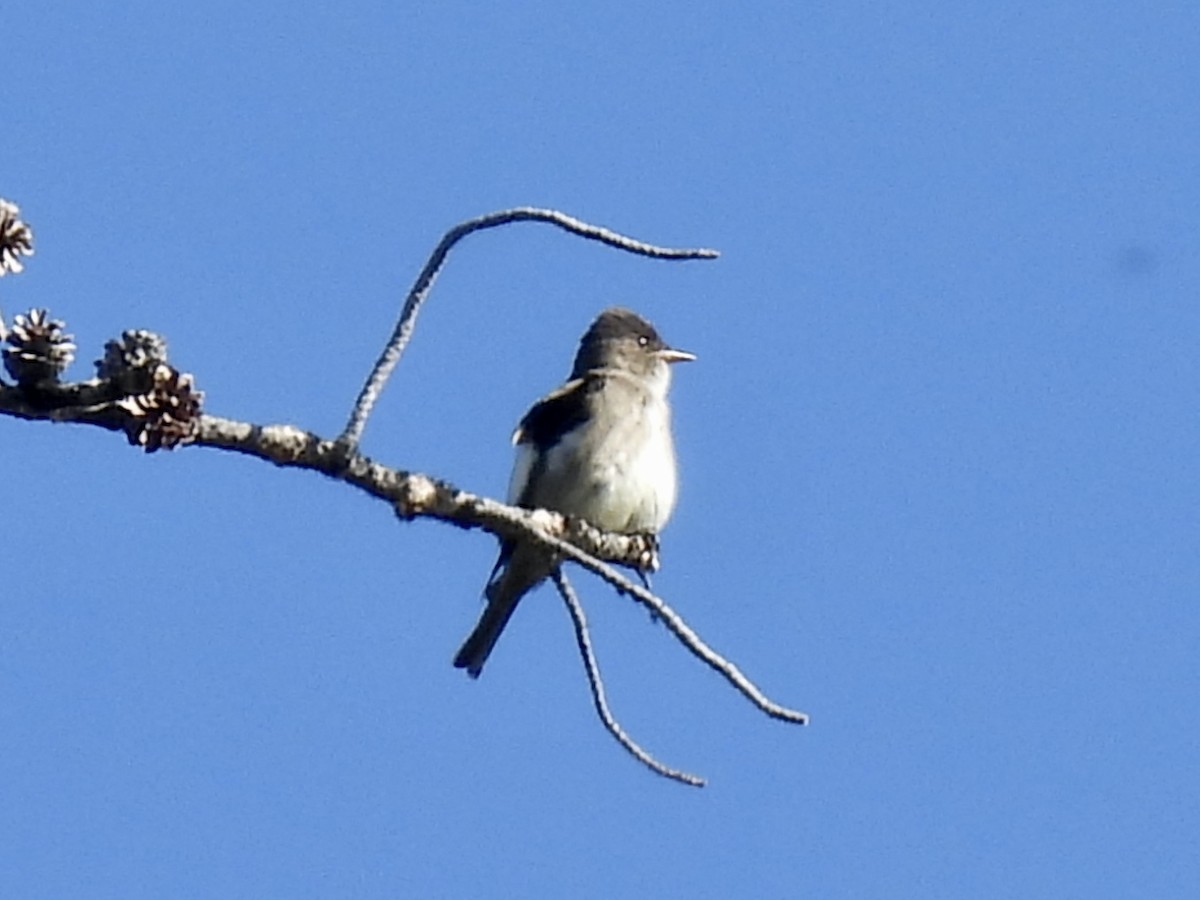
[337, 207, 719, 450]
[553, 569, 705, 788]
[546, 535, 811, 726]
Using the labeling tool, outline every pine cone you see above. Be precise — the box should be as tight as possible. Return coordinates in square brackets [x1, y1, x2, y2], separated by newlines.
[96, 329, 170, 393]
[3, 309, 76, 386]
[116, 363, 204, 452]
[0, 199, 34, 277]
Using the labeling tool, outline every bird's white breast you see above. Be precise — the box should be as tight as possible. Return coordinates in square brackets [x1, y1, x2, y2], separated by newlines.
[529, 387, 677, 533]
[507, 360, 681, 534]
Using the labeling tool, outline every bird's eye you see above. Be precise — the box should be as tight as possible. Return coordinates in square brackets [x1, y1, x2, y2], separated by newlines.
[637, 335, 650, 346]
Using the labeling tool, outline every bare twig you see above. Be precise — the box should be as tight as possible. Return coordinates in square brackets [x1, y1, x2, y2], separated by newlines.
[548, 537, 811, 726]
[337, 207, 719, 451]
[552, 569, 705, 787]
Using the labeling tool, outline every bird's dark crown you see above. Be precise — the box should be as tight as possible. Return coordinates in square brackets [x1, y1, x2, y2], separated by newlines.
[570, 307, 668, 376]
[581, 307, 664, 350]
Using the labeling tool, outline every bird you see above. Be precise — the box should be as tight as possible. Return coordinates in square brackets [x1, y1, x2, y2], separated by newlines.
[453, 307, 695, 677]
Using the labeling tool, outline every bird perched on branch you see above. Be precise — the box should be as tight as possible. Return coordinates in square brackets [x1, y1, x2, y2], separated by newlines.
[454, 307, 695, 677]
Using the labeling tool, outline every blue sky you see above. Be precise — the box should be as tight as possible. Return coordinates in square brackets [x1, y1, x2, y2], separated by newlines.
[3, 2, 1198, 897]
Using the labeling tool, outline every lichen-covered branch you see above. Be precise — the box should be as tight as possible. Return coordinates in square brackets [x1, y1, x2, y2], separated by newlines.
[197, 412, 662, 568]
[0, 383, 661, 572]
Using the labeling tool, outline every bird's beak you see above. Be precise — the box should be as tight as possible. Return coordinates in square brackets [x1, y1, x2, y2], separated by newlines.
[659, 347, 696, 364]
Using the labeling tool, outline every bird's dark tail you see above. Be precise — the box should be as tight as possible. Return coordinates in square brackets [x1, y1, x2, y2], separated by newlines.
[453, 544, 550, 677]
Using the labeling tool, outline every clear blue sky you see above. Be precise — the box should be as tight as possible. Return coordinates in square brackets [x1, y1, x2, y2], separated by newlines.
[3, 3, 1197, 897]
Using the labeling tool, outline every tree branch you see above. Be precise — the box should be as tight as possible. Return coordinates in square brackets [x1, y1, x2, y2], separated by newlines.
[553, 569, 705, 787]
[337, 207, 719, 451]
[0, 386, 662, 571]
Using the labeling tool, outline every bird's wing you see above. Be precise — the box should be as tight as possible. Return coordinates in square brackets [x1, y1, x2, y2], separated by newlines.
[507, 374, 604, 506]
[511, 375, 600, 447]
[486, 375, 604, 605]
